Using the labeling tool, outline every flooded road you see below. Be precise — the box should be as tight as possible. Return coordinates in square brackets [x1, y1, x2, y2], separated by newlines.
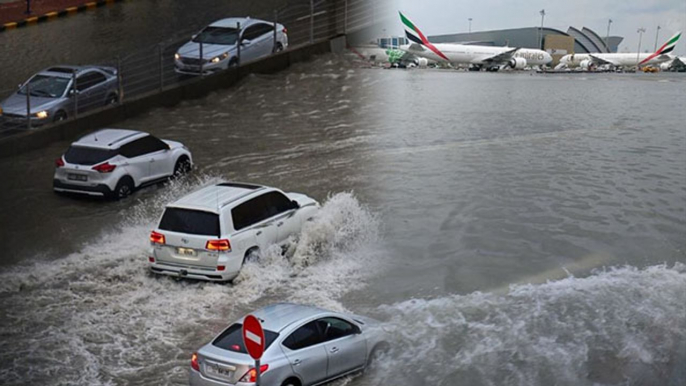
[1, 59, 685, 385]
[0, 0, 279, 91]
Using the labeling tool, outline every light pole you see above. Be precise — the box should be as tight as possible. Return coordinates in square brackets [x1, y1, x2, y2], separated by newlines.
[539, 9, 546, 50]
[25, 0, 31, 14]
[636, 27, 646, 68]
[468, 18, 472, 34]
[654, 25, 661, 51]
[605, 19, 613, 52]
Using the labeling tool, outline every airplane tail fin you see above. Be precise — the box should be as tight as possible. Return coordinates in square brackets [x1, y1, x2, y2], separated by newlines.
[640, 31, 681, 65]
[399, 11, 426, 46]
[398, 11, 449, 61]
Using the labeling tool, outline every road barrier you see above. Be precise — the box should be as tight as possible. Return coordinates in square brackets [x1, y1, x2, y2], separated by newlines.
[0, 0, 386, 137]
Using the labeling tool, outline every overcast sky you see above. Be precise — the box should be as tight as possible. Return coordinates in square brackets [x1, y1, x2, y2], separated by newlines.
[391, 0, 686, 55]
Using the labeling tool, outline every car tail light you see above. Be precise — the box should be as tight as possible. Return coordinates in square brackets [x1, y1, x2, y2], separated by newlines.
[191, 352, 200, 372]
[239, 364, 269, 383]
[150, 231, 165, 245]
[55, 157, 65, 167]
[217, 265, 225, 271]
[282, 28, 287, 34]
[92, 162, 116, 173]
[148, 256, 155, 263]
[206, 239, 231, 251]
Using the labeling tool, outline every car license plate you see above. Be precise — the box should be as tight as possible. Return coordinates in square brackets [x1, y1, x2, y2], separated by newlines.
[177, 247, 196, 257]
[205, 364, 233, 379]
[67, 173, 88, 182]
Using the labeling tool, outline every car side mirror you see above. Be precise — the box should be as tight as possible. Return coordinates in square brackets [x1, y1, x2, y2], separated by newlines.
[291, 200, 300, 210]
[353, 325, 362, 334]
[241, 39, 251, 46]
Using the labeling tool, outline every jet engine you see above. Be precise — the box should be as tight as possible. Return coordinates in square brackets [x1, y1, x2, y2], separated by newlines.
[660, 62, 672, 71]
[580, 59, 593, 70]
[508, 57, 527, 69]
[416, 57, 429, 68]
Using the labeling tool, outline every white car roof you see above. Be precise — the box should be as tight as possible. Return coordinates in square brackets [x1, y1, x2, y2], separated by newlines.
[74, 128, 146, 150]
[168, 182, 267, 214]
[209, 17, 268, 29]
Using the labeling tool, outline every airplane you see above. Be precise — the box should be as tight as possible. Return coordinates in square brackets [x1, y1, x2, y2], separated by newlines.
[558, 31, 681, 70]
[398, 11, 553, 71]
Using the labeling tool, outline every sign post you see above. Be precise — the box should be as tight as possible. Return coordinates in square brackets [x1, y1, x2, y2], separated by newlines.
[242, 314, 265, 385]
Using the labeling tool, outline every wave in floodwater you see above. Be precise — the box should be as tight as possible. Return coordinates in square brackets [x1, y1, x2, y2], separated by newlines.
[0, 176, 381, 386]
[361, 263, 686, 386]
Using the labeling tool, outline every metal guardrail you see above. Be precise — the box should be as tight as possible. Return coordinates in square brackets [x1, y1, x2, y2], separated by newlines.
[0, 0, 387, 137]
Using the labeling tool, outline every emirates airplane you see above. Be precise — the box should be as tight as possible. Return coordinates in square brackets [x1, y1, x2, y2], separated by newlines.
[398, 12, 552, 70]
[558, 31, 681, 69]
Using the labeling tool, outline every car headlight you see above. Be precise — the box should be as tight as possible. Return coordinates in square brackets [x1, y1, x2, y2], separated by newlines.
[210, 52, 230, 64]
[34, 110, 49, 119]
[174, 53, 181, 61]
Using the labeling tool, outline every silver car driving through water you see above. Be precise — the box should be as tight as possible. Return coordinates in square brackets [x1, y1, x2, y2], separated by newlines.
[0, 65, 119, 125]
[175, 17, 288, 75]
[189, 303, 389, 386]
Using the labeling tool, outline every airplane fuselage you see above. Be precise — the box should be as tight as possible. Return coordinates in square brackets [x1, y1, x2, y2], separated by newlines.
[405, 43, 552, 67]
[560, 53, 672, 68]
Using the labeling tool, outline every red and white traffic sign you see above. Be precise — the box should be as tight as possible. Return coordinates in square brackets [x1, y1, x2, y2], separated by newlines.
[242, 314, 265, 360]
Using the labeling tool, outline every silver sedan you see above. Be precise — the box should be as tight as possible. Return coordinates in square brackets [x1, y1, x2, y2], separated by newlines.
[0, 65, 119, 126]
[189, 303, 389, 386]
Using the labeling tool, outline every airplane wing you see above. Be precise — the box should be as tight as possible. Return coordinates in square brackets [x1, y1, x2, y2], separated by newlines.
[476, 47, 520, 64]
[588, 54, 620, 66]
[401, 43, 426, 53]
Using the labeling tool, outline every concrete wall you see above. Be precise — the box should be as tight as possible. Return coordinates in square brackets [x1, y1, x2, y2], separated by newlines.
[0, 36, 344, 158]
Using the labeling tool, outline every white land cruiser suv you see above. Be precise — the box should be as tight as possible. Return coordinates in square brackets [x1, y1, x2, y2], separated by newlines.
[53, 128, 192, 199]
[148, 182, 319, 282]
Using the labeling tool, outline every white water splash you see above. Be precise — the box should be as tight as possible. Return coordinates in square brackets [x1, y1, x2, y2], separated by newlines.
[0, 181, 381, 385]
[363, 264, 686, 386]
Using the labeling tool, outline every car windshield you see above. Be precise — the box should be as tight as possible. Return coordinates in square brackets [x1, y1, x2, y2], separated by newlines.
[212, 323, 279, 354]
[18, 75, 70, 98]
[159, 208, 220, 236]
[192, 26, 239, 45]
[64, 146, 117, 165]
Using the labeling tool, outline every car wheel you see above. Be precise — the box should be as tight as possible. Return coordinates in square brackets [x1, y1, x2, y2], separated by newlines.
[243, 247, 260, 265]
[172, 156, 191, 178]
[53, 111, 67, 123]
[280, 378, 301, 386]
[229, 58, 239, 68]
[112, 177, 134, 200]
[105, 93, 118, 106]
[273, 42, 284, 54]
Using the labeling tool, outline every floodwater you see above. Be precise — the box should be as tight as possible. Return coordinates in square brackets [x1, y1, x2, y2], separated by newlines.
[1, 58, 685, 385]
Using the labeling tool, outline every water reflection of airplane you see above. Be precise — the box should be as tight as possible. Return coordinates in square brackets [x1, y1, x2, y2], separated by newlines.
[398, 12, 552, 71]
[558, 31, 681, 70]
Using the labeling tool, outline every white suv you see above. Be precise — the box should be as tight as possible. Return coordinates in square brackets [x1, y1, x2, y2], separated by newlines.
[53, 128, 193, 199]
[148, 182, 319, 282]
